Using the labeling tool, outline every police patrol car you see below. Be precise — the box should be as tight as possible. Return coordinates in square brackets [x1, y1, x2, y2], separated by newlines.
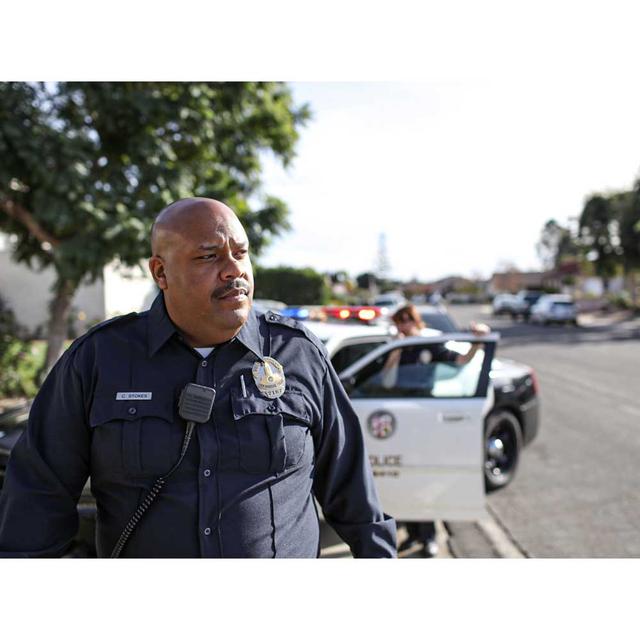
[306, 322, 497, 522]
[305, 319, 539, 522]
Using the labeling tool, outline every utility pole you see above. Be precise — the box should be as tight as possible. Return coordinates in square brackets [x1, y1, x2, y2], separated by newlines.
[375, 232, 391, 285]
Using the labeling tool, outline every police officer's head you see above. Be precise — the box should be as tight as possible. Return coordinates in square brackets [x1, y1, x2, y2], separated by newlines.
[149, 198, 254, 346]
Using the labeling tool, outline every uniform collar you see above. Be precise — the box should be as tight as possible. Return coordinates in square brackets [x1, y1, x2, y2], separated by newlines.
[233, 306, 266, 361]
[147, 292, 180, 357]
[147, 291, 265, 360]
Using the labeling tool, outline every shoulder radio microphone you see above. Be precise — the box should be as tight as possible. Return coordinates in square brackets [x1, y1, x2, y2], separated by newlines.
[178, 383, 216, 423]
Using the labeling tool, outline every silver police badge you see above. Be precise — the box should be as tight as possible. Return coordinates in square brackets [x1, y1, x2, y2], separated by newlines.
[251, 357, 286, 399]
[367, 411, 396, 439]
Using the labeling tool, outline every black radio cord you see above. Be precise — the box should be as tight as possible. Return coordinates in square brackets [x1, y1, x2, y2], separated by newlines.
[110, 421, 196, 559]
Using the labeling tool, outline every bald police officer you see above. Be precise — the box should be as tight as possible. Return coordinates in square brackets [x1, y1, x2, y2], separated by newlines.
[0, 198, 397, 558]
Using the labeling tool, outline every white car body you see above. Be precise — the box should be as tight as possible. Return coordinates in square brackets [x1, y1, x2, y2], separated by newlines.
[530, 294, 577, 324]
[303, 320, 394, 353]
[492, 293, 518, 314]
[305, 321, 497, 522]
[372, 292, 407, 310]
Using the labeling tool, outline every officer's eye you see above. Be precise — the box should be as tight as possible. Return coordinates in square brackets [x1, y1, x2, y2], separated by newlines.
[234, 249, 248, 259]
[198, 254, 216, 261]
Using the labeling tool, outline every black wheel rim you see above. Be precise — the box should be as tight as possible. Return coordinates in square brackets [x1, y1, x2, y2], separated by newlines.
[485, 418, 518, 480]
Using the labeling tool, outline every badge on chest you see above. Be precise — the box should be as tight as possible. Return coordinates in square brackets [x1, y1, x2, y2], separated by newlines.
[252, 357, 286, 399]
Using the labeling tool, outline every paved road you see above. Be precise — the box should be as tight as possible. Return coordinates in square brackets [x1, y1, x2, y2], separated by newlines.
[448, 303, 640, 557]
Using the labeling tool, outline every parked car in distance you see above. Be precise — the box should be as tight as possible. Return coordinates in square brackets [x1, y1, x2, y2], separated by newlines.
[445, 292, 474, 304]
[510, 290, 546, 321]
[372, 292, 407, 310]
[492, 293, 519, 316]
[530, 294, 578, 325]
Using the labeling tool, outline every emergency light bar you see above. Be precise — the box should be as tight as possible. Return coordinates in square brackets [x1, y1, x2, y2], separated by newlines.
[323, 306, 382, 323]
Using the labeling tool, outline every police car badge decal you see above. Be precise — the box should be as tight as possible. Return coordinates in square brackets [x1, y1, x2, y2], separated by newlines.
[252, 357, 286, 399]
[367, 411, 396, 439]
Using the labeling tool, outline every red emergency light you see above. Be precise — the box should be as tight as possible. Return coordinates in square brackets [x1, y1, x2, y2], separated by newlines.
[323, 306, 382, 323]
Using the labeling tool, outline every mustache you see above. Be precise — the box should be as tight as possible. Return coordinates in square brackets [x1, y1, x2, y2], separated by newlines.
[212, 278, 252, 299]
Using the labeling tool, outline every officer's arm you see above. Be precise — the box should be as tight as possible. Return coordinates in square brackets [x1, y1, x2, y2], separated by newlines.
[0, 346, 91, 557]
[312, 362, 397, 558]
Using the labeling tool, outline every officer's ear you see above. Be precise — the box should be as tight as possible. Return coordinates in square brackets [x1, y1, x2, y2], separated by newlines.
[149, 255, 168, 290]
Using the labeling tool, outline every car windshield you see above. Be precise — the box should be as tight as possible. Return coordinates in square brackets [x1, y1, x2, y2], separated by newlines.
[420, 312, 458, 333]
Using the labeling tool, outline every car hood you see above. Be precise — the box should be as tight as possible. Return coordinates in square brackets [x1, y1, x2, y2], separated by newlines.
[490, 356, 532, 381]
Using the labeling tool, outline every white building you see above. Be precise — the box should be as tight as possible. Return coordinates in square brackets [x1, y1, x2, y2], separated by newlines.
[0, 234, 157, 336]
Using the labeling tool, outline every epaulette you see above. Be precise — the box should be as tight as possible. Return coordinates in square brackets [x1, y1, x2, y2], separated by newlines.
[264, 311, 328, 357]
[65, 312, 139, 356]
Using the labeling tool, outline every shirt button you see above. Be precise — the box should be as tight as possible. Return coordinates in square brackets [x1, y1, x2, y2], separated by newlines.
[128, 407, 137, 415]
[203, 469, 211, 477]
[203, 527, 211, 536]
[201, 360, 208, 368]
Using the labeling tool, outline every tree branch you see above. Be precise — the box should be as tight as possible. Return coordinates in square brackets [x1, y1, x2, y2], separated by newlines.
[0, 196, 60, 248]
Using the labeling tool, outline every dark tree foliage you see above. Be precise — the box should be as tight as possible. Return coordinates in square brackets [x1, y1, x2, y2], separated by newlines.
[578, 195, 623, 288]
[253, 266, 330, 306]
[355, 272, 378, 290]
[612, 188, 640, 306]
[0, 82, 310, 371]
[536, 219, 580, 271]
[0, 295, 34, 397]
[615, 189, 640, 273]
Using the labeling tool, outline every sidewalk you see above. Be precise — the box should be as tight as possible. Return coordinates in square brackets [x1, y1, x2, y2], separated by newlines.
[319, 515, 524, 559]
[578, 309, 639, 328]
[319, 520, 453, 558]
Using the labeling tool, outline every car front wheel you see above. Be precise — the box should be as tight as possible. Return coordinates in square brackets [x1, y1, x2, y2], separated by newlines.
[484, 410, 523, 492]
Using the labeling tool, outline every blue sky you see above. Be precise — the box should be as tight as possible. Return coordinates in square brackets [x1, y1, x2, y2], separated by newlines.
[259, 81, 640, 282]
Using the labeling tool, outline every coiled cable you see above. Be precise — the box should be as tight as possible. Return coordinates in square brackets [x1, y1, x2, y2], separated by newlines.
[110, 421, 196, 558]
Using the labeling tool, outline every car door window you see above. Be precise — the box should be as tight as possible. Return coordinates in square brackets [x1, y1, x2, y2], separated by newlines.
[349, 341, 487, 399]
[331, 340, 389, 373]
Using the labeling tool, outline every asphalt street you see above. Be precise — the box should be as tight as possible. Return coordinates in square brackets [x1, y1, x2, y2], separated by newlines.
[449, 303, 640, 558]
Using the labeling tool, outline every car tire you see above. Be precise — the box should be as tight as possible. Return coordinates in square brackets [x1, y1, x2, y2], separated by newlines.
[484, 410, 523, 493]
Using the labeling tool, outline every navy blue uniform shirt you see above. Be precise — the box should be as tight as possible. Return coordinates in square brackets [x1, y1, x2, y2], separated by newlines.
[0, 293, 397, 558]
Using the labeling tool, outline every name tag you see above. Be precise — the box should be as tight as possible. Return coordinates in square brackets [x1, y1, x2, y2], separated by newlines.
[116, 392, 153, 400]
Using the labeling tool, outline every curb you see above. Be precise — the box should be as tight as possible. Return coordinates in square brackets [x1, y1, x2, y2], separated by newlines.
[446, 507, 526, 559]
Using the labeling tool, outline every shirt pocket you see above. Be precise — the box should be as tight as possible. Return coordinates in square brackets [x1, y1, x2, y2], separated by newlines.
[230, 387, 313, 474]
[89, 392, 181, 478]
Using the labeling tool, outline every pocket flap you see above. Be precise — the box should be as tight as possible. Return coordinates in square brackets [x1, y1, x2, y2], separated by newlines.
[231, 388, 311, 424]
[89, 392, 174, 427]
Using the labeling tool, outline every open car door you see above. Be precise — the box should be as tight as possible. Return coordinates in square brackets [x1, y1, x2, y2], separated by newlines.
[340, 333, 498, 522]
